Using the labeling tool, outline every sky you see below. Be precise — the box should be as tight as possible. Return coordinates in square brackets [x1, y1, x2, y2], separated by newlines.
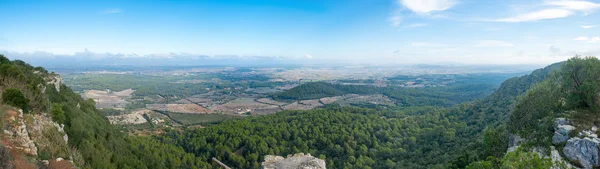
[1, 0, 600, 66]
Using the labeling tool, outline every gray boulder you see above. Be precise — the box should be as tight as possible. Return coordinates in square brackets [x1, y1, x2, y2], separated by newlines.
[563, 138, 600, 169]
[553, 131, 570, 145]
[557, 125, 575, 136]
[553, 125, 575, 145]
[556, 118, 569, 126]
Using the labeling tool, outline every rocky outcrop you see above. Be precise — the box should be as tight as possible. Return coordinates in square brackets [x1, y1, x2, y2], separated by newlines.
[553, 125, 575, 145]
[553, 118, 575, 145]
[550, 146, 576, 169]
[2, 109, 38, 156]
[30, 113, 69, 144]
[46, 74, 62, 92]
[262, 153, 326, 169]
[563, 137, 600, 169]
[507, 134, 523, 153]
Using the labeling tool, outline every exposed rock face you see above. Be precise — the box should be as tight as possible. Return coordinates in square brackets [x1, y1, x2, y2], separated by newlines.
[553, 125, 575, 144]
[550, 146, 576, 169]
[262, 153, 326, 169]
[46, 74, 62, 92]
[563, 137, 600, 169]
[30, 114, 69, 144]
[3, 109, 38, 156]
[556, 118, 569, 126]
[553, 118, 575, 145]
[507, 134, 523, 153]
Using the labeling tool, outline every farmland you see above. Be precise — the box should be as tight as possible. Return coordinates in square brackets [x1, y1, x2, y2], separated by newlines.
[58, 65, 522, 135]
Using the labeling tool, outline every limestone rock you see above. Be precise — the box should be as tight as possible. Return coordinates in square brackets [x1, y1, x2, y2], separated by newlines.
[46, 74, 63, 92]
[550, 146, 576, 169]
[556, 118, 569, 126]
[553, 120, 575, 145]
[4, 109, 39, 156]
[563, 138, 600, 169]
[557, 125, 575, 136]
[553, 132, 570, 144]
[507, 134, 523, 153]
[262, 153, 326, 169]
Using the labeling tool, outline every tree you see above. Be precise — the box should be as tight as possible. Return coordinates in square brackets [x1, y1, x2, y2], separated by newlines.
[51, 103, 67, 124]
[2, 88, 29, 113]
[560, 56, 600, 109]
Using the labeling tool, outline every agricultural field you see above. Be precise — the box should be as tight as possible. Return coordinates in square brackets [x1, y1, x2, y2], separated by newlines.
[210, 98, 279, 114]
[146, 104, 212, 114]
[83, 89, 134, 109]
[59, 66, 520, 135]
[165, 112, 239, 125]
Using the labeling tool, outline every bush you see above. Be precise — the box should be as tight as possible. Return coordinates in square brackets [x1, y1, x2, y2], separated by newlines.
[51, 103, 66, 124]
[2, 88, 29, 113]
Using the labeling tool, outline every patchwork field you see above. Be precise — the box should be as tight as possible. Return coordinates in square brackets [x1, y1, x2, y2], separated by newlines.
[319, 96, 341, 104]
[245, 87, 280, 94]
[166, 113, 238, 125]
[210, 98, 280, 114]
[282, 101, 320, 110]
[256, 98, 288, 106]
[147, 104, 212, 114]
[84, 89, 134, 109]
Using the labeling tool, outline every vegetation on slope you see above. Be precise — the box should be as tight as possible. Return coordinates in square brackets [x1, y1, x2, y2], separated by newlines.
[0, 54, 212, 169]
[461, 56, 599, 168]
[152, 63, 560, 169]
[157, 106, 475, 168]
[2, 53, 583, 169]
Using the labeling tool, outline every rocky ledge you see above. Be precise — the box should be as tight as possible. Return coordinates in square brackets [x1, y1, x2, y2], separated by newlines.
[261, 153, 326, 169]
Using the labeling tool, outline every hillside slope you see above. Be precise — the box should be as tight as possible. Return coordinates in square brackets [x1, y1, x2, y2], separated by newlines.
[463, 56, 600, 168]
[0, 54, 212, 169]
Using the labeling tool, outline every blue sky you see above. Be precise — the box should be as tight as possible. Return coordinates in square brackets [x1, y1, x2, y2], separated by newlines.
[1, 0, 599, 65]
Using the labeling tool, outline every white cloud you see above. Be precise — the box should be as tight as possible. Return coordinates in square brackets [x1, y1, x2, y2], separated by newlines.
[304, 54, 314, 59]
[101, 8, 123, 14]
[545, 0, 600, 14]
[399, 0, 458, 14]
[475, 40, 514, 47]
[489, 0, 600, 22]
[573, 36, 600, 43]
[492, 9, 574, 22]
[581, 25, 596, 28]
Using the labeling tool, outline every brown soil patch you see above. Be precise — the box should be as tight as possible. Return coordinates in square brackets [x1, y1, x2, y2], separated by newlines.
[84, 90, 130, 109]
[6, 109, 17, 117]
[2, 138, 35, 169]
[112, 89, 135, 97]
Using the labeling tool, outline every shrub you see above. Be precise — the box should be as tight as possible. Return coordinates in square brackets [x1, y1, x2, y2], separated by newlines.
[51, 103, 66, 124]
[2, 88, 29, 113]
